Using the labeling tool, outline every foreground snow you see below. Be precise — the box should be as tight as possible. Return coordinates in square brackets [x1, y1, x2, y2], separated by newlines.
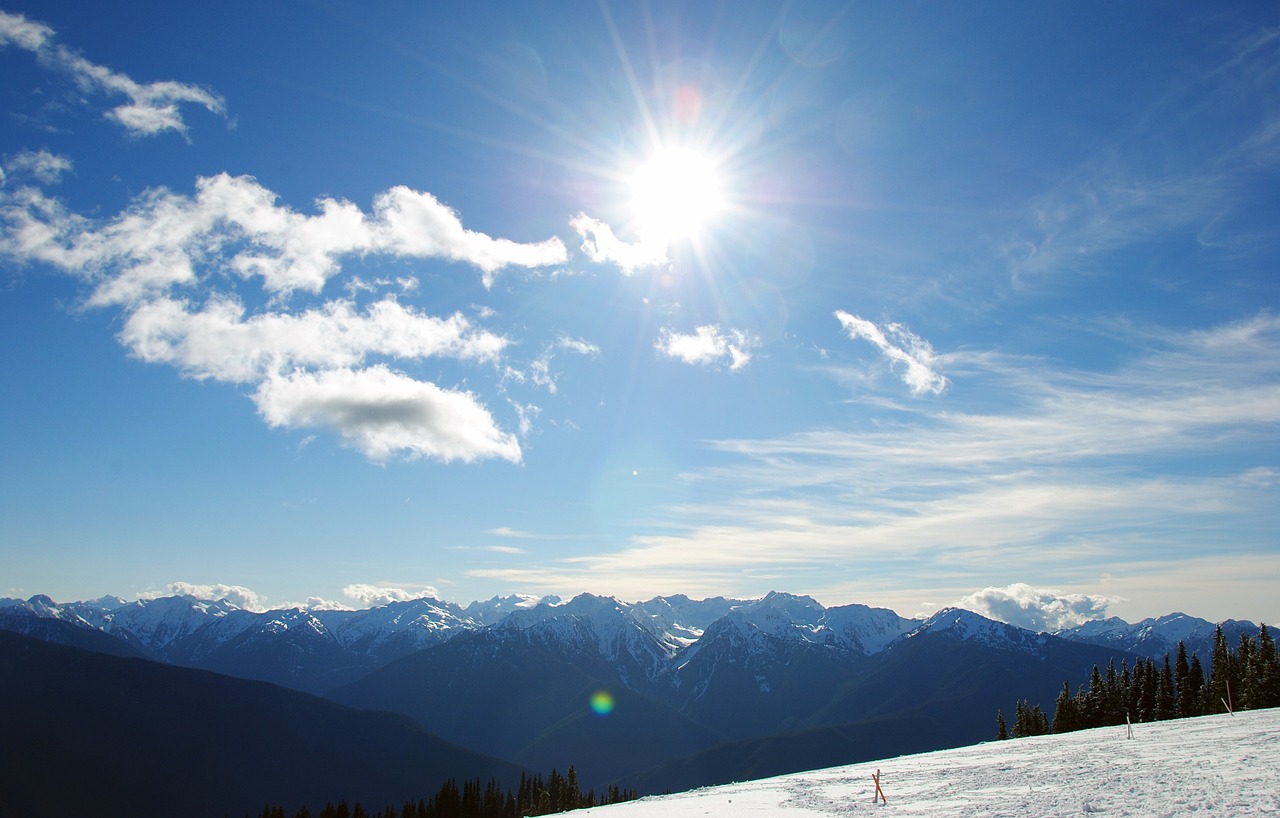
[584, 709, 1280, 817]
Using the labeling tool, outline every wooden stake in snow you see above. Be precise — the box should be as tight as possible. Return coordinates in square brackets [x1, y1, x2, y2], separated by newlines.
[872, 769, 887, 805]
[1224, 679, 1234, 715]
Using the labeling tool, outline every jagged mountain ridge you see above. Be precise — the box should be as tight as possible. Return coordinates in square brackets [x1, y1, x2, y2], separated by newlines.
[1, 590, 1256, 695]
[1055, 612, 1262, 660]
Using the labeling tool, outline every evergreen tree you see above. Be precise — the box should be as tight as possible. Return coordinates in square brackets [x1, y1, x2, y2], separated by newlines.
[1141, 658, 1159, 721]
[996, 709, 1009, 740]
[1118, 660, 1132, 724]
[1103, 659, 1123, 725]
[1257, 623, 1280, 709]
[1155, 654, 1175, 720]
[1237, 632, 1258, 711]
[1174, 642, 1194, 718]
[1052, 682, 1075, 733]
[1129, 659, 1146, 720]
[566, 766, 581, 812]
[1187, 653, 1207, 715]
[1085, 664, 1105, 727]
[1031, 704, 1050, 736]
[1207, 624, 1236, 714]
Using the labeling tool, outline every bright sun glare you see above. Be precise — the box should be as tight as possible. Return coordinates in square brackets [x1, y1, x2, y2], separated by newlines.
[628, 145, 725, 242]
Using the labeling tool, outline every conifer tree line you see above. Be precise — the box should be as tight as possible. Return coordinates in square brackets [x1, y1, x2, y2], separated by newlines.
[996, 623, 1280, 739]
[245, 765, 639, 818]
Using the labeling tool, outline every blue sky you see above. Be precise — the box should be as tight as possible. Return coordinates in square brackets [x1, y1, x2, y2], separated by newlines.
[2, 1, 1277, 628]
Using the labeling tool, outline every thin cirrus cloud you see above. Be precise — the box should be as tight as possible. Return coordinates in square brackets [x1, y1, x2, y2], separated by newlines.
[0, 10, 225, 138]
[506, 335, 601, 395]
[655, 324, 756, 370]
[834, 310, 947, 396]
[0, 159, 569, 463]
[469, 315, 1280, 609]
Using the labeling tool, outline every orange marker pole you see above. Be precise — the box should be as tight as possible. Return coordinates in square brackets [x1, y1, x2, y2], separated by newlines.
[872, 769, 887, 804]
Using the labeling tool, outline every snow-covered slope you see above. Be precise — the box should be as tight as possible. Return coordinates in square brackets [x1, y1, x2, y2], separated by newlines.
[579, 708, 1280, 817]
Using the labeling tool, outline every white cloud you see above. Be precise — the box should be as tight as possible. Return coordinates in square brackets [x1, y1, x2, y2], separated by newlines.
[1, 173, 567, 305]
[487, 526, 555, 540]
[375, 186, 569, 287]
[485, 545, 526, 554]
[570, 213, 667, 273]
[0, 10, 52, 51]
[1, 149, 72, 185]
[118, 295, 506, 383]
[556, 335, 601, 356]
[655, 324, 756, 370]
[253, 366, 522, 463]
[299, 596, 352, 611]
[954, 583, 1118, 632]
[342, 583, 441, 608]
[0, 172, 575, 463]
[0, 10, 225, 138]
[834, 311, 947, 395]
[143, 582, 267, 612]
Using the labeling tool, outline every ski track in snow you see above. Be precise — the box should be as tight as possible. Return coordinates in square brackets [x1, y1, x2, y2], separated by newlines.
[583, 709, 1280, 817]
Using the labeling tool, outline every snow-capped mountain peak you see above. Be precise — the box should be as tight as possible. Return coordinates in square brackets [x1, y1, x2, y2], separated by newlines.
[631, 594, 746, 645]
[463, 593, 562, 625]
[728, 591, 827, 642]
[909, 607, 1047, 650]
[820, 602, 919, 654]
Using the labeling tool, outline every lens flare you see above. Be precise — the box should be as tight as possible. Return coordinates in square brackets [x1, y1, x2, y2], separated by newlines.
[590, 690, 615, 716]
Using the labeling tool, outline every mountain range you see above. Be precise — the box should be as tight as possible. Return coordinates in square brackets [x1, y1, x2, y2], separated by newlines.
[1, 590, 1262, 814]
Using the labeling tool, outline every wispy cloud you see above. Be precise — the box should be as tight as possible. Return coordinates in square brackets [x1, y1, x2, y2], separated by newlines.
[506, 334, 602, 395]
[0, 169, 569, 462]
[0, 10, 225, 138]
[470, 315, 1280, 614]
[834, 311, 947, 395]
[487, 527, 549, 539]
[556, 335, 601, 356]
[0, 149, 72, 185]
[655, 324, 757, 370]
[1002, 27, 1280, 281]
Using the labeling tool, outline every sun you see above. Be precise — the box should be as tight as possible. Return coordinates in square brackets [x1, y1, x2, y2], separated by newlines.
[627, 145, 726, 243]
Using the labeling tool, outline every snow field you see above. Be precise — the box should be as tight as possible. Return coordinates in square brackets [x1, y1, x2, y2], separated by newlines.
[579, 709, 1280, 817]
